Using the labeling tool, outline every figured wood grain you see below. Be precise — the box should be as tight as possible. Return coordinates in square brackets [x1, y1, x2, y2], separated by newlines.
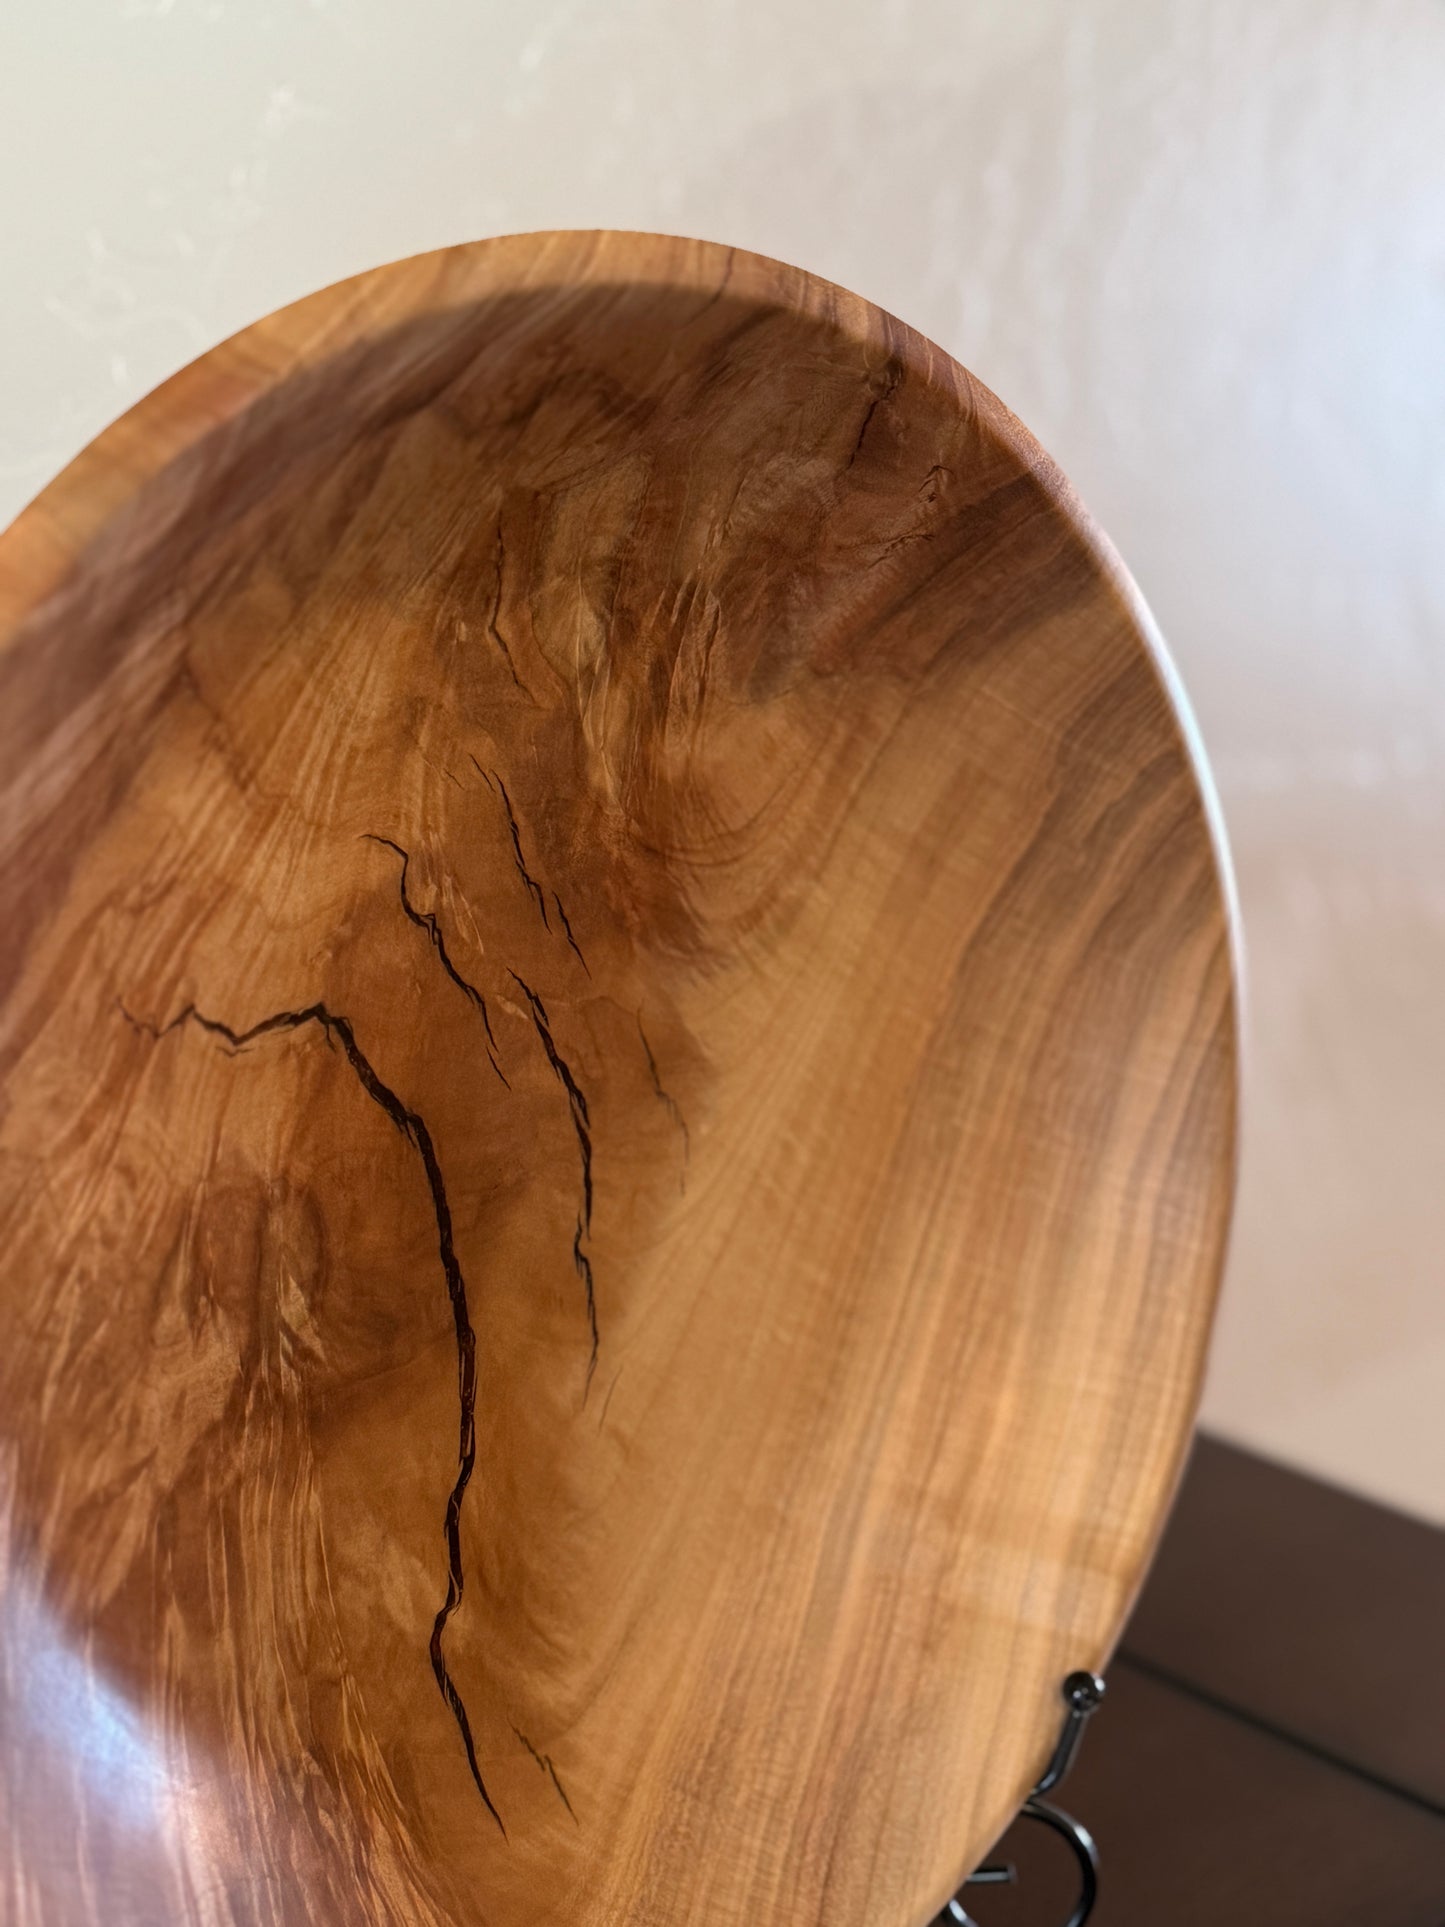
[0, 231, 1238, 1927]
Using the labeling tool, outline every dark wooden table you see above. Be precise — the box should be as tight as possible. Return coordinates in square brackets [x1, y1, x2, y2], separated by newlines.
[974, 1435, 1445, 1925]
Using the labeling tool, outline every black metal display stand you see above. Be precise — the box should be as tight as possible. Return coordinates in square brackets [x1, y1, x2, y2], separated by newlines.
[935, 1671, 1107, 1927]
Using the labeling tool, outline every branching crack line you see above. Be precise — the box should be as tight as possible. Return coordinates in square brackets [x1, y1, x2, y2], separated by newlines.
[506, 972, 599, 1389]
[551, 892, 589, 975]
[362, 834, 508, 1087]
[510, 1724, 577, 1823]
[486, 521, 532, 700]
[845, 358, 903, 471]
[467, 760, 589, 976]
[473, 761, 550, 933]
[116, 996, 507, 1839]
[637, 1015, 690, 1171]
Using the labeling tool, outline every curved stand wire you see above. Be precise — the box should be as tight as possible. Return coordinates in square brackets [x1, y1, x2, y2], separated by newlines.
[935, 1670, 1106, 1927]
[1019, 1795, 1100, 1927]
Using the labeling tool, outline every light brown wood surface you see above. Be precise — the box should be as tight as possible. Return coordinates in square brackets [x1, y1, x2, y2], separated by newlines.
[0, 231, 1237, 1927]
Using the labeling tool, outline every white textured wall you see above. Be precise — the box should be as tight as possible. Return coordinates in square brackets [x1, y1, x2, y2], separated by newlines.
[3, 0, 1443, 1521]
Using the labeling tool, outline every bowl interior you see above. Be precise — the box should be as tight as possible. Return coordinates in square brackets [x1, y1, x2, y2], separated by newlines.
[0, 233, 1236, 1927]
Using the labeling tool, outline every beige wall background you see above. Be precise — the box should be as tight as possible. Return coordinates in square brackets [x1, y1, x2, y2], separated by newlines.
[2, 0, 1442, 1521]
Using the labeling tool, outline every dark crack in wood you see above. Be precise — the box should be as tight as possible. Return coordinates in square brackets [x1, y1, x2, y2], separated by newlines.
[551, 892, 589, 975]
[597, 1367, 622, 1434]
[117, 995, 507, 1838]
[472, 760, 551, 933]
[486, 521, 532, 700]
[637, 1014, 690, 1173]
[510, 1724, 577, 1823]
[507, 971, 599, 1389]
[363, 833, 508, 1087]
[845, 357, 904, 471]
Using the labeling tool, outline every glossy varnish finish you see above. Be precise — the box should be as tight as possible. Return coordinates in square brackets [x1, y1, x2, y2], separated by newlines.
[0, 232, 1237, 1927]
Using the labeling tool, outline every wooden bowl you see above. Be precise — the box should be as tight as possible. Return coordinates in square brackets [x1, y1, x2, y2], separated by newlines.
[0, 232, 1237, 1927]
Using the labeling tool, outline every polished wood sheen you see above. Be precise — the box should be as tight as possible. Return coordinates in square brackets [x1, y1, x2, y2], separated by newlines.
[0, 231, 1238, 1927]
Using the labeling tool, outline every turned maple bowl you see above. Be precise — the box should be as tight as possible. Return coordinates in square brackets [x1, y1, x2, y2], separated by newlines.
[0, 232, 1237, 1927]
